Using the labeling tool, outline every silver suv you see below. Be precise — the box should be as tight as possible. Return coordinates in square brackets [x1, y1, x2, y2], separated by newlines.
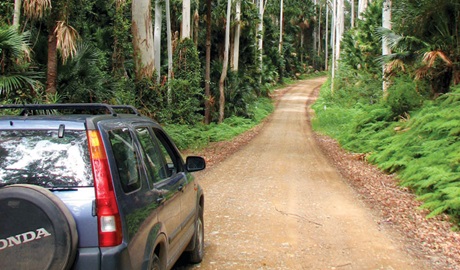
[0, 104, 206, 270]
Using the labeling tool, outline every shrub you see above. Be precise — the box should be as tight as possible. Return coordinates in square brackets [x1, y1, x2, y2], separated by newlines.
[385, 75, 424, 117]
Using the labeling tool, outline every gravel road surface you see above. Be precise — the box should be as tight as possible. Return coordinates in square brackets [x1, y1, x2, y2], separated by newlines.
[184, 78, 432, 269]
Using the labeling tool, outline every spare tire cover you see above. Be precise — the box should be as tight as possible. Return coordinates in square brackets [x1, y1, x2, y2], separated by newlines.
[0, 184, 78, 270]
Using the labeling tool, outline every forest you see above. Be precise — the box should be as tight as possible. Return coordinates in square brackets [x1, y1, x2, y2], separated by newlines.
[0, 0, 324, 125]
[1, 0, 460, 224]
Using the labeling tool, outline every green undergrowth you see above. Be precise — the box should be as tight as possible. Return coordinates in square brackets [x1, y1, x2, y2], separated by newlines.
[166, 73, 325, 151]
[312, 81, 460, 227]
[164, 97, 274, 150]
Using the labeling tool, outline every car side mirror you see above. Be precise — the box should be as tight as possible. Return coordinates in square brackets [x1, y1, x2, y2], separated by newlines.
[186, 156, 206, 172]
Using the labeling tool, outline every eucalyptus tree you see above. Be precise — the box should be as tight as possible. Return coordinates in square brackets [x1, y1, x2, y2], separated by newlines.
[219, 0, 232, 123]
[278, 0, 283, 55]
[132, 0, 155, 80]
[182, 0, 191, 38]
[231, 0, 242, 71]
[154, 0, 162, 82]
[358, 0, 371, 19]
[166, 0, 173, 103]
[382, 0, 391, 91]
[334, 0, 344, 64]
[12, 0, 21, 28]
[204, 0, 212, 124]
[257, 0, 268, 83]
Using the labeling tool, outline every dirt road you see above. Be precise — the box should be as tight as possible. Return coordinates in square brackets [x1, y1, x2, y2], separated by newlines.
[191, 78, 430, 269]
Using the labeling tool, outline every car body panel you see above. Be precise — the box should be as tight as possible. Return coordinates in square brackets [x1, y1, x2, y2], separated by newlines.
[0, 105, 206, 270]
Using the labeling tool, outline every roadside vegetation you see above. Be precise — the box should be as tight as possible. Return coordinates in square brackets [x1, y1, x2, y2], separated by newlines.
[312, 0, 460, 227]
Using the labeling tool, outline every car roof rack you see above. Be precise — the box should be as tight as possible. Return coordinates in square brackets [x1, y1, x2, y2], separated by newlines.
[0, 103, 141, 117]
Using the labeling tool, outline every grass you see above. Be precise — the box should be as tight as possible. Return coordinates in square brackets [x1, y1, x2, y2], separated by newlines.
[164, 97, 274, 151]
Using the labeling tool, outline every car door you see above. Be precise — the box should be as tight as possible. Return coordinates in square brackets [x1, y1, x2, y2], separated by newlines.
[153, 129, 198, 247]
[134, 126, 185, 263]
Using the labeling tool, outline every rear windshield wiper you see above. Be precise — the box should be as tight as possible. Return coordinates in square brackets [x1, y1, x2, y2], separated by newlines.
[48, 186, 78, 192]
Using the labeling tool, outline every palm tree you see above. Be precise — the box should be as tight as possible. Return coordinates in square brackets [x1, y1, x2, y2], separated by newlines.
[0, 25, 43, 98]
[22, 0, 79, 96]
[382, 0, 460, 95]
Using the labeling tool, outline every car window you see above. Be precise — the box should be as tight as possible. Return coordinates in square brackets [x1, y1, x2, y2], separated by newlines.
[0, 130, 92, 187]
[135, 127, 182, 186]
[108, 128, 141, 193]
[153, 129, 182, 175]
[135, 127, 166, 186]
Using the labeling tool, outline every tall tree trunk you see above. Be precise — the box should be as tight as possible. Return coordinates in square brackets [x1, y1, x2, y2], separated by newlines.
[313, 0, 317, 54]
[331, 0, 337, 91]
[351, 0, 355, 28]
[193, 10, 199, 45]
[325, 3, 329, 71]
[204, 0, 212, 124]
[335, 0, 344, 63]
[278, 0, 283, 54]
[166, 0, 173, 103]
[46, 31, 57, 95]
[219, 0, 232, 123]
[132, 0, 155, 80]
[317, 4, 322, 58]
[154, 0, 162, 82]
[182, 0, 191, 39]
[358, 0, 369, 19]
[231, 0, 241, 71]
[331, 0, 336, 82]
[382, 0, 391, 92]
[257, 0, 266, 85]
[13, 0, 22, 28]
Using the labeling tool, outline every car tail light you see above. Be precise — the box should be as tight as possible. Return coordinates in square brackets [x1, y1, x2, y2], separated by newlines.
[87, 130, 123, 247]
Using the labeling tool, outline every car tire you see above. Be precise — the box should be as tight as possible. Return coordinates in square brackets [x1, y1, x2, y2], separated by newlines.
[189, 205, 204, 263]
[0, 184, 78, 270]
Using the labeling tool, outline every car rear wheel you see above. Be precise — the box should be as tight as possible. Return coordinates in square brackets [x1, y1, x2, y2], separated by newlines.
[0, 184, 78, 270]
[189, 205, 204, 263]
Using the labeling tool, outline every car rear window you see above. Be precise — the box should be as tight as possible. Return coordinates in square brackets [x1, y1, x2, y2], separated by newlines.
[0, 130, 93, 187]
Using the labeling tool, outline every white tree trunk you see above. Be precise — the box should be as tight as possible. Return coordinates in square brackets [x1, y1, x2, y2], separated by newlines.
[232, 0, 241, 71]
[279, 0, 284, 54]
[182, 0, 191, 39]
[219, 0, 232, 123]
[154, 0, 162, 82]
[331, 0, 336, 83]
[325, 3, 329, 71]
[313, 0, 317, 54]
[358, 0, 369, 19]
[166, 0, 173, 103]
[382, 0, 392, 92]
[335, 0, 344, 63]
[257, 0, 266, 84]
[13, 0, 22, 28]
[317, 4, 322, 57]
[132, 0, 155, 79]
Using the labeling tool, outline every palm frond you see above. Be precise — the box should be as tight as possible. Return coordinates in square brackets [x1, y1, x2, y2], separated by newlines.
[0, 26, 30, 59]
[54, 21, 80, 63]
[23, 0, 51, 20]
[0, 72, 43, 95]
[423, 51, 452, 68]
